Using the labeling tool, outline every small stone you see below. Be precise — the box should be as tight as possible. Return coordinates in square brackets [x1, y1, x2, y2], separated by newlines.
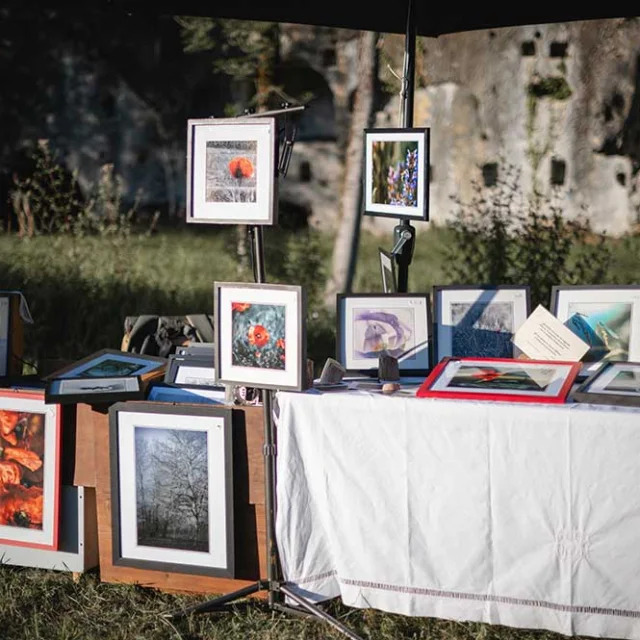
[382, 382, 401, 394]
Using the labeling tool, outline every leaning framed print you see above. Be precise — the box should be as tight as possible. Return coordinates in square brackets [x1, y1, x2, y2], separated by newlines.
[336, 293, 431, 376]
[0, 292, 25, 382]
[186, 117, 278, 225]
[45, 375, 145, 405]
[570, 361, 640, 407]
[0, 389, 61, 550]
[416, 356, 581, 404]
[550, 285, 640, 376]
[214, 282, 306, 391]
[109, 402, 234, 577]
[363, 127, 430, 221]
[378, 247, 397, 293]
[433, 285, 531, 361]
[164, 354, 223, 391]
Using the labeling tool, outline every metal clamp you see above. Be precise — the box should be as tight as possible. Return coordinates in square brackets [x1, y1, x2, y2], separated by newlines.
[263, 443, 277, 457]
[390, 229, 413, 256]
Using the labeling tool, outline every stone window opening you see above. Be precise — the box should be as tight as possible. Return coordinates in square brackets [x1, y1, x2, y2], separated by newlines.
[550, 42, 568, 58]
[616, 171, 627, 187]
[521, 41, 536, 57]
[550, 158, 566, 186]
[482, 162, 498, 187]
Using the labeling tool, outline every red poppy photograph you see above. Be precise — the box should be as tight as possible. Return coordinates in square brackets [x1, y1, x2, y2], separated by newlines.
[205, 140, 257, 203]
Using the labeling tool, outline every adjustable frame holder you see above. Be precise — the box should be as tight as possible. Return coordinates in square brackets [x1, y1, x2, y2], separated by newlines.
[165, 103, 364, 640]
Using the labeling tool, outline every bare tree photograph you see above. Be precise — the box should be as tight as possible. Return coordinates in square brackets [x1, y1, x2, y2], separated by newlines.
[134, 426, 209, 553]
[451, 302, 515, 358]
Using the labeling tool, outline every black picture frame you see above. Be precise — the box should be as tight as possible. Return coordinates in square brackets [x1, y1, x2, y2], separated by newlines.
[432, 284, 532, 362]
[336, 292, 432, 377]
[43, 348, 167, 382]
[45, 375, 145, 406]
[550, 284, 640, 377]
[0, 292, 13, 384]
[378, 247, 397, 293]
[109, 401, 234, 577]
[570, 361, 640, 407]
[164, 354, 223, 391]
[363, 127, 430, 221]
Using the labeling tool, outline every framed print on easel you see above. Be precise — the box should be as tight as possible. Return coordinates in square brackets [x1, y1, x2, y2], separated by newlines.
[186, 117, 278, 225]
[433, 285, 531, 361]
[550, 285, 640, 377]
[378, 247, 397, 293]
[363, 128, 430, 221]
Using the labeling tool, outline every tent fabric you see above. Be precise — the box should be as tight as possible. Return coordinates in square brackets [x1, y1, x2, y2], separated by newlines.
[2, 2, 638, 37]
[275, 389, 640, 639]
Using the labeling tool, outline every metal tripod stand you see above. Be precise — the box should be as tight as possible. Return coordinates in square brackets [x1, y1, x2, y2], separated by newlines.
[164, 104, 365, 640]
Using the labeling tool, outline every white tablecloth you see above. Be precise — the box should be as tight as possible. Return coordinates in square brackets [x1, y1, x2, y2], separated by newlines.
[274, 389, 640, 638]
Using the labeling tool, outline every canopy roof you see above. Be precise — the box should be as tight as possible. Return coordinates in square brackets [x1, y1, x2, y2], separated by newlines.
[4, 1, 638, 36]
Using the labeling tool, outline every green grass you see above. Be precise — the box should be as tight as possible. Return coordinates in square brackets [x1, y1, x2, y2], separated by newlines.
[0, 565, 582, 640]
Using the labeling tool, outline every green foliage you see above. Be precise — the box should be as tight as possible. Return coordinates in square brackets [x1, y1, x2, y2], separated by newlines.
[527, 76, 572, 100]
[444, 164, 613, 308]
[8, 141, 144, 238]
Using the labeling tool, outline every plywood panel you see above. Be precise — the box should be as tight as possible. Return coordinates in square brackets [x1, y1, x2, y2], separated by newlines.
[94, 403, 268, 595]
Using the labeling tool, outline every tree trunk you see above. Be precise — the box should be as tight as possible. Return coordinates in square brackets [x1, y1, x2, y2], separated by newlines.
[324, 31, 378, 308]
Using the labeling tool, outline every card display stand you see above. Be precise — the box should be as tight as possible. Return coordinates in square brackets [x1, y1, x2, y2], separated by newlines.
[0, 486, 98, 573]
[75, 402, 267, 595]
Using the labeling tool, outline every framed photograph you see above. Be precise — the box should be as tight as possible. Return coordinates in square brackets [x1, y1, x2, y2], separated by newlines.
[0, 389, 61, 550]
[416, 356, 581, 403]
[570, 361, 640, 407]
[433, 285, 531, 361]
[0, 294, 9, 379]
[45, 375, 145, 405]
[0, 292, 24, 381]
[109, 402, 234, 576]
[336, 293, 431, 376]
[186, 117, 277, 225]
[364, 127, 430, 221]
[147, 384, 225, 405]
[214, 282, 306, 391]
[550, 285, 640, 376]
[165, 355, 223, 391]
[378, 248, 397, 293]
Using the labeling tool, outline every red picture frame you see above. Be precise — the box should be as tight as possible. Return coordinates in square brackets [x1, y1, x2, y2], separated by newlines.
[0, 388, 62, 550]
[417, 356, 581, 404]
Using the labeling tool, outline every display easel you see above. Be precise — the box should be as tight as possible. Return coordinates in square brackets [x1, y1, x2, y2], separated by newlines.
[165, 103, 365, 640]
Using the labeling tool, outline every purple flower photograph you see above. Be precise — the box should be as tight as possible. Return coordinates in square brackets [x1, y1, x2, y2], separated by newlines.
[371, 140, 419, 208]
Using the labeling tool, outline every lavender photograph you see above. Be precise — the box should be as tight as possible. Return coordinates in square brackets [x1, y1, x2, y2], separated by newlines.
[352, 307, 416, 361]
[206, 140, 257, 203]
[364, 128, 429, 220]
[450, 301, 515, 358]
[134, 426, 209, 553]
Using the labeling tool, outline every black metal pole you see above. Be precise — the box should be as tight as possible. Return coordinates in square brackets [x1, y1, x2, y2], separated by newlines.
[395, 0, 417, 293]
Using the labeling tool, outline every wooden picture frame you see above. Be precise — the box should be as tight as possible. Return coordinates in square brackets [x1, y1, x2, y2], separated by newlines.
[570, 360, 640, 407]
[363, 127, 430, 221]
[186, 117, 278, 225]
[336, 293, 432, 377]
[0, 389, 61, 550]
[433, 285, 531, 361]
[109, 402, 234, 577]
[417, 356, 580, 404]
[214, 282, 306, 392]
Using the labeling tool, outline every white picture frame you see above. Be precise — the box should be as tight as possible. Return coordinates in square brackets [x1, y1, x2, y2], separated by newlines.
[551, 285, 640, 376]
[214, 282, 306, 391]
[433, 285, 531, 361]
[186, 117, 277, 225]
[364, 127, 430, 221]
[378, 247, 397, 293]
[109, 402, 234, 577]
[336, 293, 431, 376]
[0, 389, 61, 550]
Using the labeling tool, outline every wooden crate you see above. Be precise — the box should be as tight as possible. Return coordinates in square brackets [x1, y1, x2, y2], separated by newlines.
[87, 402, 268, 595]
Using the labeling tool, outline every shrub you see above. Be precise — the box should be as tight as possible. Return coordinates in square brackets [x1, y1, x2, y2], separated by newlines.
[444, 163, 612, 308]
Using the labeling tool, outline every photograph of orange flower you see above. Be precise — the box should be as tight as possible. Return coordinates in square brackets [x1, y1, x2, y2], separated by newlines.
[231, 302, 286, 370]
[0, 390, 60, 550]
[206, 140, 257, 203]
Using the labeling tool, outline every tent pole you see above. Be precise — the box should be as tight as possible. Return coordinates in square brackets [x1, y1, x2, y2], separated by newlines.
[395, 0, 417, 293]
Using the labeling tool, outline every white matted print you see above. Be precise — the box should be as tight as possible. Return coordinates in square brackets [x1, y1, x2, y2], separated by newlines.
[110, 404, 233, 577]
[551, 285, 640, 375]
[0, 296, 8, 377]
[187, 117, 277, 225]
[434, 286, 530, 361]
[337, 294, 431, 375]
[586, 362, 640, 396]
[364, 128, 429, 221]
[214, 282, 306, 391]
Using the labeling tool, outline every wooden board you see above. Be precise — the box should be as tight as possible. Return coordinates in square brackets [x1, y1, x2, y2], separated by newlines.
[93, 403, 268, 595]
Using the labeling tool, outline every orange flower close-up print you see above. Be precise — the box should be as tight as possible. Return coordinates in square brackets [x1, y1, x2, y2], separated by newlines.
[205, 140, 257, 203]
[0, 410, 46, 530]
[228, 156, 254, 180]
